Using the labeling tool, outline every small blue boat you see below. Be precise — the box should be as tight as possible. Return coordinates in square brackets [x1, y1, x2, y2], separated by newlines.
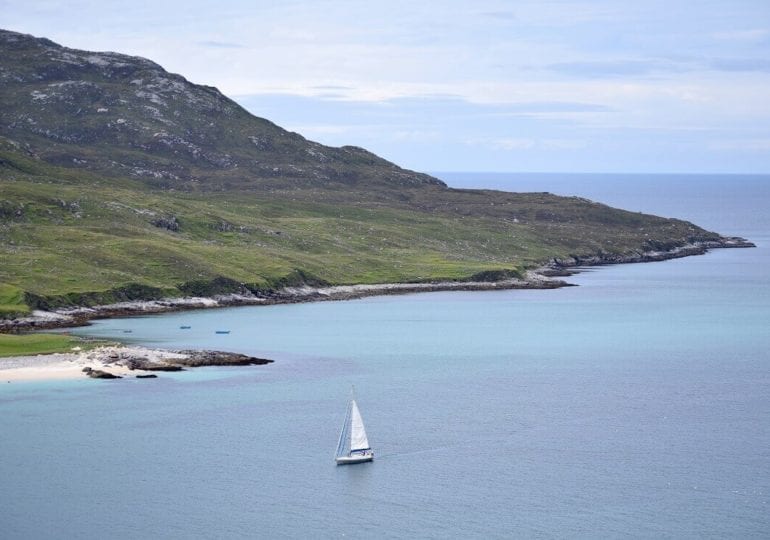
[180, 325, 192, 329]
[215, 330, 230, 334]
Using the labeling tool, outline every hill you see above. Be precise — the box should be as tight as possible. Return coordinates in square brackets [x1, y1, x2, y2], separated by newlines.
[0, 29, 749, 319]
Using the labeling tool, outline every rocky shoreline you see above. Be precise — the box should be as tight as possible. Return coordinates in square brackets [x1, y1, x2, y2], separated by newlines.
[0, 345, 274, 382]
[85, 347, 274, 379]
[545, 236, 754, 271]
[0, 272, 568, 333]
[0, 237, 755, 334]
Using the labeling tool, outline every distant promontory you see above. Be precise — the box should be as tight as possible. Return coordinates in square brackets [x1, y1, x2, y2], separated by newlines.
[0, 29, 753, 325]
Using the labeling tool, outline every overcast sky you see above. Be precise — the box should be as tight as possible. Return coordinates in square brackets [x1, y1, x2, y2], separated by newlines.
[3, 0, 770, 173]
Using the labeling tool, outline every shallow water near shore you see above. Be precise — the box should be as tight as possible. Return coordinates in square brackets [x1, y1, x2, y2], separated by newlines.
[1, 173, 769, 538]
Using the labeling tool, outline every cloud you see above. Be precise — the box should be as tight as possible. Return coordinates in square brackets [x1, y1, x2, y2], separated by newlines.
[541, 138, 588, 150]
[469, 137, 587, 152]
[549, 55, 770, 78]
[384, 95, 610, 113]
[481, 11, 518, 21]
[283, 124, 356, 136]
[391, 129, 443, 143]
[237, 92, 611, 120]
[547, 59, 681, 78]
[489, 101, 612, 114]
[196, 40, 245, 49]
[712, 28, 770, 43]
[491, 138, 536, 150]
[710, 139, 770, 152]
[463, 137, 535, 151]
[310, 85, 355, 91]
[709, 58, 770, 73]
[311, 93, 352, 100]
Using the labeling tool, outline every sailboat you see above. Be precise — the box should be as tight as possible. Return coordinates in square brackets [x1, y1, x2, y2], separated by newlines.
[335, 389, 374, 465]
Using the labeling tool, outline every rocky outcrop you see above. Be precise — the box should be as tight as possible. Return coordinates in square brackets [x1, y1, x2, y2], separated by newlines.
[174, 350, 273, 367]
[151, 215, 180, 232]
[120, 351, 271, 369]
[65, 346, 277, 380]
[82, 367, 121, 379]
[96, 347, 274, 372]
[124, 358, 184, 371]
[547, 237, 755, 270]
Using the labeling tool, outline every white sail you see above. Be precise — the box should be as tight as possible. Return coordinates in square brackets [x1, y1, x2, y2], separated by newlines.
[335, 401, 351, 458]
[349, 399, 370, 451]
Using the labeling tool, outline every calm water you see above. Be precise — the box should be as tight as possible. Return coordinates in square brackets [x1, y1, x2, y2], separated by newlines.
[1, 174, 769, 538]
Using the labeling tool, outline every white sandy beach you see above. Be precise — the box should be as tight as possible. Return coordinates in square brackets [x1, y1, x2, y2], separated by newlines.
[0, 346, 187, 382]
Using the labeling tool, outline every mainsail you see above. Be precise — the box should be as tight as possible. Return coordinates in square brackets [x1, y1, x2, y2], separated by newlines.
[349, 399, 370, 452]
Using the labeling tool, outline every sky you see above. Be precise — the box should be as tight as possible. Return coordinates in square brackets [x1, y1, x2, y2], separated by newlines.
[3, 0, 770, 173]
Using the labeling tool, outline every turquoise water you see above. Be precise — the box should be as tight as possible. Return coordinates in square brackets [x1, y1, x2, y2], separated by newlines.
[1, 174, 769, 538]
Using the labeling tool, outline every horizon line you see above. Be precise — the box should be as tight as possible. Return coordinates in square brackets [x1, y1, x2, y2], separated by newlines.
[427, 170, 770, 176]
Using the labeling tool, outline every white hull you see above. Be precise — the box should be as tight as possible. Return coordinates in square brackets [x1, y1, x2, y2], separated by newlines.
[335, 452, 374, 465]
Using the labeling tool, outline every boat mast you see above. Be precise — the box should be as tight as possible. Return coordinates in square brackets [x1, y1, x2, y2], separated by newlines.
[335, 394, 352, 458]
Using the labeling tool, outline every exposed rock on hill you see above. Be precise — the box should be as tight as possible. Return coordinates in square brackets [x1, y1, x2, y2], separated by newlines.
[0, 29, 442, 191]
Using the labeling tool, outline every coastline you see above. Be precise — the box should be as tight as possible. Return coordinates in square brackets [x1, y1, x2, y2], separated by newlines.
[0, 345, 273, 383]
[0, 237, 755, 383]
[0, 237, 754, 335]
[1, 270, 569, 333]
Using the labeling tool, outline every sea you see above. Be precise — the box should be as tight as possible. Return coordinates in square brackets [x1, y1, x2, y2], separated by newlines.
[1, 173, 768, 539]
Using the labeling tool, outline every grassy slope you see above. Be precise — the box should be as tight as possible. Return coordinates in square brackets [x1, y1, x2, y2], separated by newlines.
[0, 333, 84, 357]
[0, 148, 717, 311]
[0, 283, 29, 317]
[1, 171, 524, 295]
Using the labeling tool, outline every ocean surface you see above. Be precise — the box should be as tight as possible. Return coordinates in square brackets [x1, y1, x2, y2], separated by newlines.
[1, 173, 768, 538]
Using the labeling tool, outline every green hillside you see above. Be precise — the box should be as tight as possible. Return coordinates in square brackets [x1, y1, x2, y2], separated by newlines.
[0, 29, 727, 314]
